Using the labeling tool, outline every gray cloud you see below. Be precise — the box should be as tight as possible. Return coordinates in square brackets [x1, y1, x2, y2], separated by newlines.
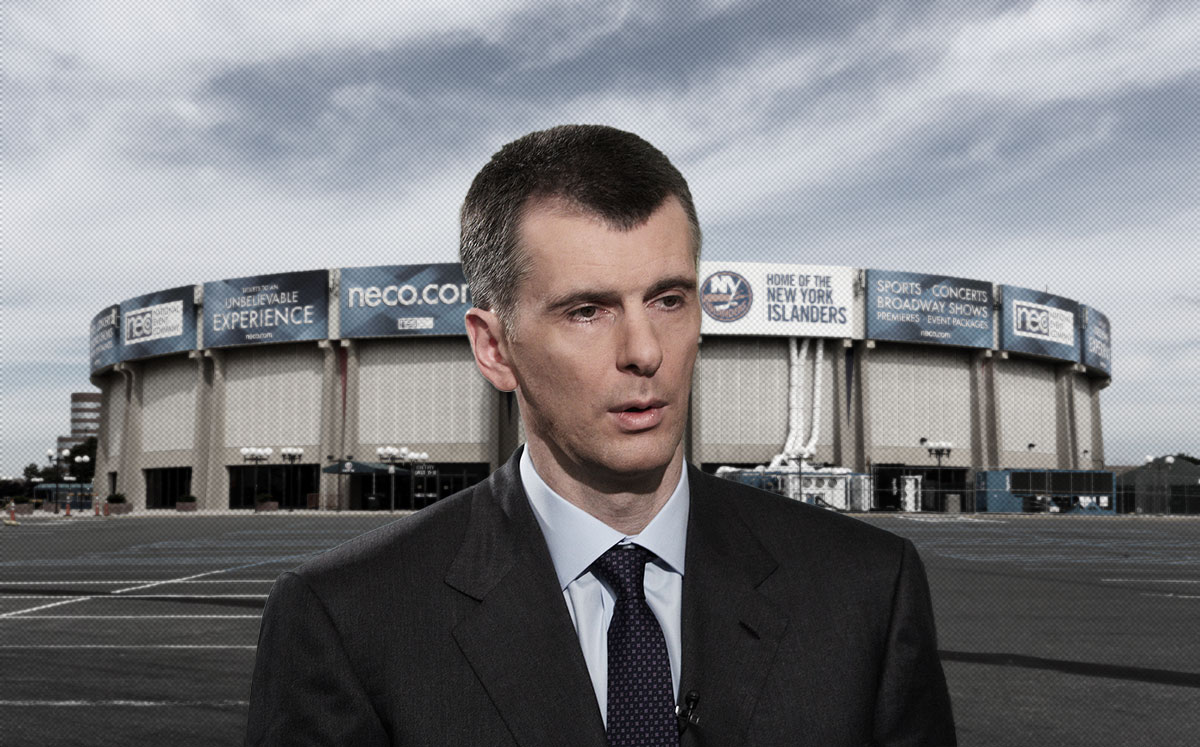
[134, 0, 953, 189]
[704, 73, 1200, 266]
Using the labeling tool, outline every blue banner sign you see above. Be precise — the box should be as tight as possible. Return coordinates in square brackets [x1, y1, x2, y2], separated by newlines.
[119, 285, 196, 363]
[89, 305, 123, 373]
[1000, 285, 1080, 362]
[339, 264, 472, 337]
[1081, 306, 1112, 374]
[866, 270, 993, 348]
[203, 270, 329, 348]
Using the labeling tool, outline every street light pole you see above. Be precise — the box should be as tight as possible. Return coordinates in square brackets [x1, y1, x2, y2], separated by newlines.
[378, 446, 404, 513]
[281, 448, 303, 510]
[47, 448, 70, 513]
[919, 438, 953, 512]
[240, 447, 272, 506]
[72, 455, 90, 512]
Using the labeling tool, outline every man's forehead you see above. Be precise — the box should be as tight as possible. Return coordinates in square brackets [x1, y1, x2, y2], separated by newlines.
[515, 197, 694, 287]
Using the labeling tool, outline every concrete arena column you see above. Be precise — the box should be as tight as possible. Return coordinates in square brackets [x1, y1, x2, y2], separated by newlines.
[189, 351, 213, 508]
[852, 340, 873, 474]
[1089, 377, 1109, 468]
[1054, 363, 1080, 470]
[971, 350, 1001, 470]
[991, 353, 1009, 469]
[115, 362, 146, 510]
[831, 339, 854, 468]
[201, 350, 229, 510]
[89, 371, 114, 499]
[341, 340, 360, 511]
[318, 340, 341, 509]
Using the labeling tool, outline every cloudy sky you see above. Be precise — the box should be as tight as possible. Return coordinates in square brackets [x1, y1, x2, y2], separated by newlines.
[4, 0, 1198, 475]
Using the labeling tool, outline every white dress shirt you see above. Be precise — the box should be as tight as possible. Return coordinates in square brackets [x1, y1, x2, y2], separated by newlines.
[520, 445, 689, 727]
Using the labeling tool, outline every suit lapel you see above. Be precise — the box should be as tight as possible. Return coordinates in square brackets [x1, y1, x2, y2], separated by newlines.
[679, 467, 789, 747]
[447, 449, 608, 747]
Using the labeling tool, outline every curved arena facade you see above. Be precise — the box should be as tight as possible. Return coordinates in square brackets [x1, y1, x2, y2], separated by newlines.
[87, 261, 1113, 512]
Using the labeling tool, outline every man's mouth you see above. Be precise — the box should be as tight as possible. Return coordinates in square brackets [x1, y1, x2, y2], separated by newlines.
[610, 400, 668, 432]
[612, 399, 668, 413]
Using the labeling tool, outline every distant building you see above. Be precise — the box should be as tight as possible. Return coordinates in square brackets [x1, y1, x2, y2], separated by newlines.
[56, 392, 101, 451]
[1117, 457, 1200, 514]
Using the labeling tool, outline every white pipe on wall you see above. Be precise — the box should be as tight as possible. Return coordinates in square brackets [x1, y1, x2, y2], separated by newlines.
[804, 338, 825, 458]
[771, 337, 809, 469]
[788, 337, 809, 456]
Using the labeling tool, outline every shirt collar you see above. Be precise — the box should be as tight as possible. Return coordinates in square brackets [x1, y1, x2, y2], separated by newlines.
[520, 444, 690, 591]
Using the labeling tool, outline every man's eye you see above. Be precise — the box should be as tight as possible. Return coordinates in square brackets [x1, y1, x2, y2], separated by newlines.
[570, 306, 600, 321]
[658, 295, 683, 309]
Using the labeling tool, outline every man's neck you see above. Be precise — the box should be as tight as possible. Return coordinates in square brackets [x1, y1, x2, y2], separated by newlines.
[524, 438, 685, 536]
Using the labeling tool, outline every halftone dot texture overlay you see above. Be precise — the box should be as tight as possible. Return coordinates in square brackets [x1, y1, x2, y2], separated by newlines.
[4, 2, 1200, 746]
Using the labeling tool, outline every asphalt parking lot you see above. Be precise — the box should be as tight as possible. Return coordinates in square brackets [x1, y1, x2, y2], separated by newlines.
[2, 512, 1197, 746]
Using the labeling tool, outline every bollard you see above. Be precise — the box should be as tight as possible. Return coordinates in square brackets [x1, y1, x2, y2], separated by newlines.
[103, 502, 110, 517]
[65, 502, 71, 517]
[95, 501, 101, 517]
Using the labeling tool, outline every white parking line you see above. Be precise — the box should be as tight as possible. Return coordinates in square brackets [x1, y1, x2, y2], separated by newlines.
[2, 645, 256, 649]
[115, 568, 264, 594]
[0, 597, 88, 618]
[0, 619, 262, 624]
[1102, 579, 1200, 583]
[1141, 592, 1200, 599]
[0, 595, 268, 600]
[0, 700, 250, 707]
[0, 580, 277, 585]
[0, 554, 303, 618]
[895, 516, 1008, 523]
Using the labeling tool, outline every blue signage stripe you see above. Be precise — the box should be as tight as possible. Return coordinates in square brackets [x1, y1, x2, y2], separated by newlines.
[339, 263, 471, 337]
[865, 270, 993, 349]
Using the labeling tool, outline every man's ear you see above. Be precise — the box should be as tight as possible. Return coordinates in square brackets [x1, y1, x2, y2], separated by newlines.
[465, 308, 519, 392]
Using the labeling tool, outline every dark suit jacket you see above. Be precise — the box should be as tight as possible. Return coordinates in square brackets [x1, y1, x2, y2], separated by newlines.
[246, 448, 956, 746]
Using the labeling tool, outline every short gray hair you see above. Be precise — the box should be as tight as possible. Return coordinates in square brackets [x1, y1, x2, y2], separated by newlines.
[459, 125, 701, 335]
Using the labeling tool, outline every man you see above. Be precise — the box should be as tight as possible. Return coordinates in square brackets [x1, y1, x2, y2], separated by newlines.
[246, 125, 956, 746]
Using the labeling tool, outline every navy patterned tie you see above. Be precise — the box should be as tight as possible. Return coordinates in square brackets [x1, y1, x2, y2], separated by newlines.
[591, 543, 679, 746]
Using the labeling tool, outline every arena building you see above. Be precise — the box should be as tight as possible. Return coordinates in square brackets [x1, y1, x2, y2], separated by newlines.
[87, 261, 1113, 513]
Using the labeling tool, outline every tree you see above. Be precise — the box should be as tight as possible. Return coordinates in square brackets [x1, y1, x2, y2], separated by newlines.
[0, 477, 22, 499]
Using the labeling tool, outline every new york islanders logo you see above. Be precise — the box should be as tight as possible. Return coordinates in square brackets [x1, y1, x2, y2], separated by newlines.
[700, 270, 752, 322]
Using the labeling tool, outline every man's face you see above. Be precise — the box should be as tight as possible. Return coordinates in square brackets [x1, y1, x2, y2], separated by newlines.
[507, 196, 700, 482]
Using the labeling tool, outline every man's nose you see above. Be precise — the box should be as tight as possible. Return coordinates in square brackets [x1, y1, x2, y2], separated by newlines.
[618, 309, 663, 376]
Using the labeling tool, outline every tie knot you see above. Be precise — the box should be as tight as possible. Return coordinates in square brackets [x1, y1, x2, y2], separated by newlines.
[591, 543, 653, 600]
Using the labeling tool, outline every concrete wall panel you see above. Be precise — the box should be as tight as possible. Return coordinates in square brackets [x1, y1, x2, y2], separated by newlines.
[996, 357, 1058, 468]
[142, 356, 197, 452]
[357, 338, 495, 447]
[866, 343, 973, 465]
[223, 345, 323, 448]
